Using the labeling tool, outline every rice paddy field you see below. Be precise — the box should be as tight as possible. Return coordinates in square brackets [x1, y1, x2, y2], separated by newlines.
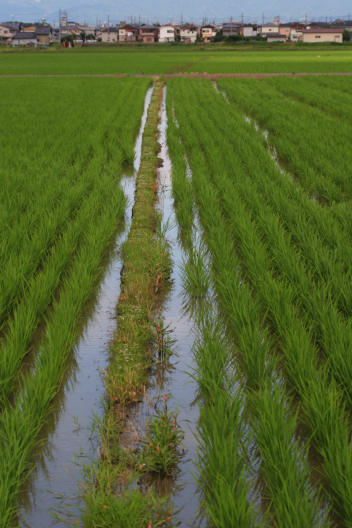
[2, 49, 352, 527]
[0, 47, 352, 74]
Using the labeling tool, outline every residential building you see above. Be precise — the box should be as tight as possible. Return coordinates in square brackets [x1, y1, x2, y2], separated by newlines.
[242, 25, 258, 37]
[178, 24, 198, 42]
[118, 24, 138, 42]
[201, 25, 216, 42]
[0, 23, 20, 41]
[290, 29, 303, 41]
[101, 27, 118, 42]
[35, 25, 51, 45]
[139, 25, 158, 43]
[12, 31, 37, 46]
[302, 28, 343, 43]
[279, 25, 291, 39]
[266, 33, 287, 42]
[222, 22, 241, 37]
[261, 22, 280, 35]
[159, 25, 175, 42]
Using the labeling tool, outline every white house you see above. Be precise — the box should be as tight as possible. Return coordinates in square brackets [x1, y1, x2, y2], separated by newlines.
[260, 23, 279, 35]
[201, 25, 216, 42]
[179, 25, 198, 43]
[242, 25, 258, 37]
[159, 25, 175, 42]
[290, 29, 303, 41]
[302, 28, 343, 43]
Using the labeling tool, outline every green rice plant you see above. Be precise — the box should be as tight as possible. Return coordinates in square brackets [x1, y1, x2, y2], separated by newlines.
[1, 48, 352, 76]
[167, 79, 329, 527]
[168, 77, 352, 524]
[264, 75, 352, 123]
[218, 77, 352, 204]
[0, 77, 151, 524]
[0, 190, 126, 526]
[0, 78, 148, 336]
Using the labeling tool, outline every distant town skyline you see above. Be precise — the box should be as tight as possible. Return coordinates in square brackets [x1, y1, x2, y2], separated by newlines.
[1, 0, 351, 27]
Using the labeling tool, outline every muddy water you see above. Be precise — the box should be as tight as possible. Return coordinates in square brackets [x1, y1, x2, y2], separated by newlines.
[18, 86, 153, 527]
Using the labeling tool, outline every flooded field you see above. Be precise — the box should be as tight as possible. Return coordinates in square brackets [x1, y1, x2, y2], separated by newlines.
[3, 68, 352, 528]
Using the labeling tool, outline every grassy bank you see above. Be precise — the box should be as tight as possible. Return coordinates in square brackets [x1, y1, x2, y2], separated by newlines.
[83, 79, 178, 528]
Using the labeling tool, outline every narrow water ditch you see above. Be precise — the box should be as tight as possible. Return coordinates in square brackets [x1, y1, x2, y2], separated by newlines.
[18, 86, 153, 527]
[156, 86, 204, 526]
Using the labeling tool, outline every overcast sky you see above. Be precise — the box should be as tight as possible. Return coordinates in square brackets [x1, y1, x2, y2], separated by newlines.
[1, 0, 351, 26]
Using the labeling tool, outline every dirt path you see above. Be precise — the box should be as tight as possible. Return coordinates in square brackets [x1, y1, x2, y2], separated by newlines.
[1, 71, 352, 79]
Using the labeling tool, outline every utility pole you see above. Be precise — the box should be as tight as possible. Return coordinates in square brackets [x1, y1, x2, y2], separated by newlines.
[262, 13, 265, 25]
[241, 12, 244, 24]
[107, 14, 110, 40]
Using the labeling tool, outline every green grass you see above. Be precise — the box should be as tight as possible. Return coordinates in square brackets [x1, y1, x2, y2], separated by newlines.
[0, 48, 352, 75]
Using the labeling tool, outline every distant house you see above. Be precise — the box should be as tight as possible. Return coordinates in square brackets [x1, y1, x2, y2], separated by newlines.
[302, 28, 343, 43]
[266, 33, 287, 42]
[101, 27, 118, 42]
[279, 25, 291, 39]
[222, 22, 241, 37]
[242, 25, 258, 37]
[178, 24, 198, 43]
[0, 23, 19, 41]
[159, 25, 175, 42]
[261, 23, 280, 35]
[35, 25, 51, 45]
[139, 25, 158, 43]
[201, 25, 216, 42]
[118, 24, 138, 42]
[12, 31, 37, 46]
[290, 29, 303, 41]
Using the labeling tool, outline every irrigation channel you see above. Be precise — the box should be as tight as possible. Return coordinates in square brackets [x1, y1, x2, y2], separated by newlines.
[18, 86, 153, 526]
[18, 82, 204, 527]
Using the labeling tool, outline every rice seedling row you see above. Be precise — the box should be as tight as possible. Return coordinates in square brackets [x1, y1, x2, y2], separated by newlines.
[262, 76, 352, 122]
[167, 77, 352, 525]
[2, 49, 352, 76]
[0, 79, 143, 333]
[217, 77, 352, 204]
[0, 77, 151, 524]
[167, 80, 330, 527]
[183, 82, 352, 408]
